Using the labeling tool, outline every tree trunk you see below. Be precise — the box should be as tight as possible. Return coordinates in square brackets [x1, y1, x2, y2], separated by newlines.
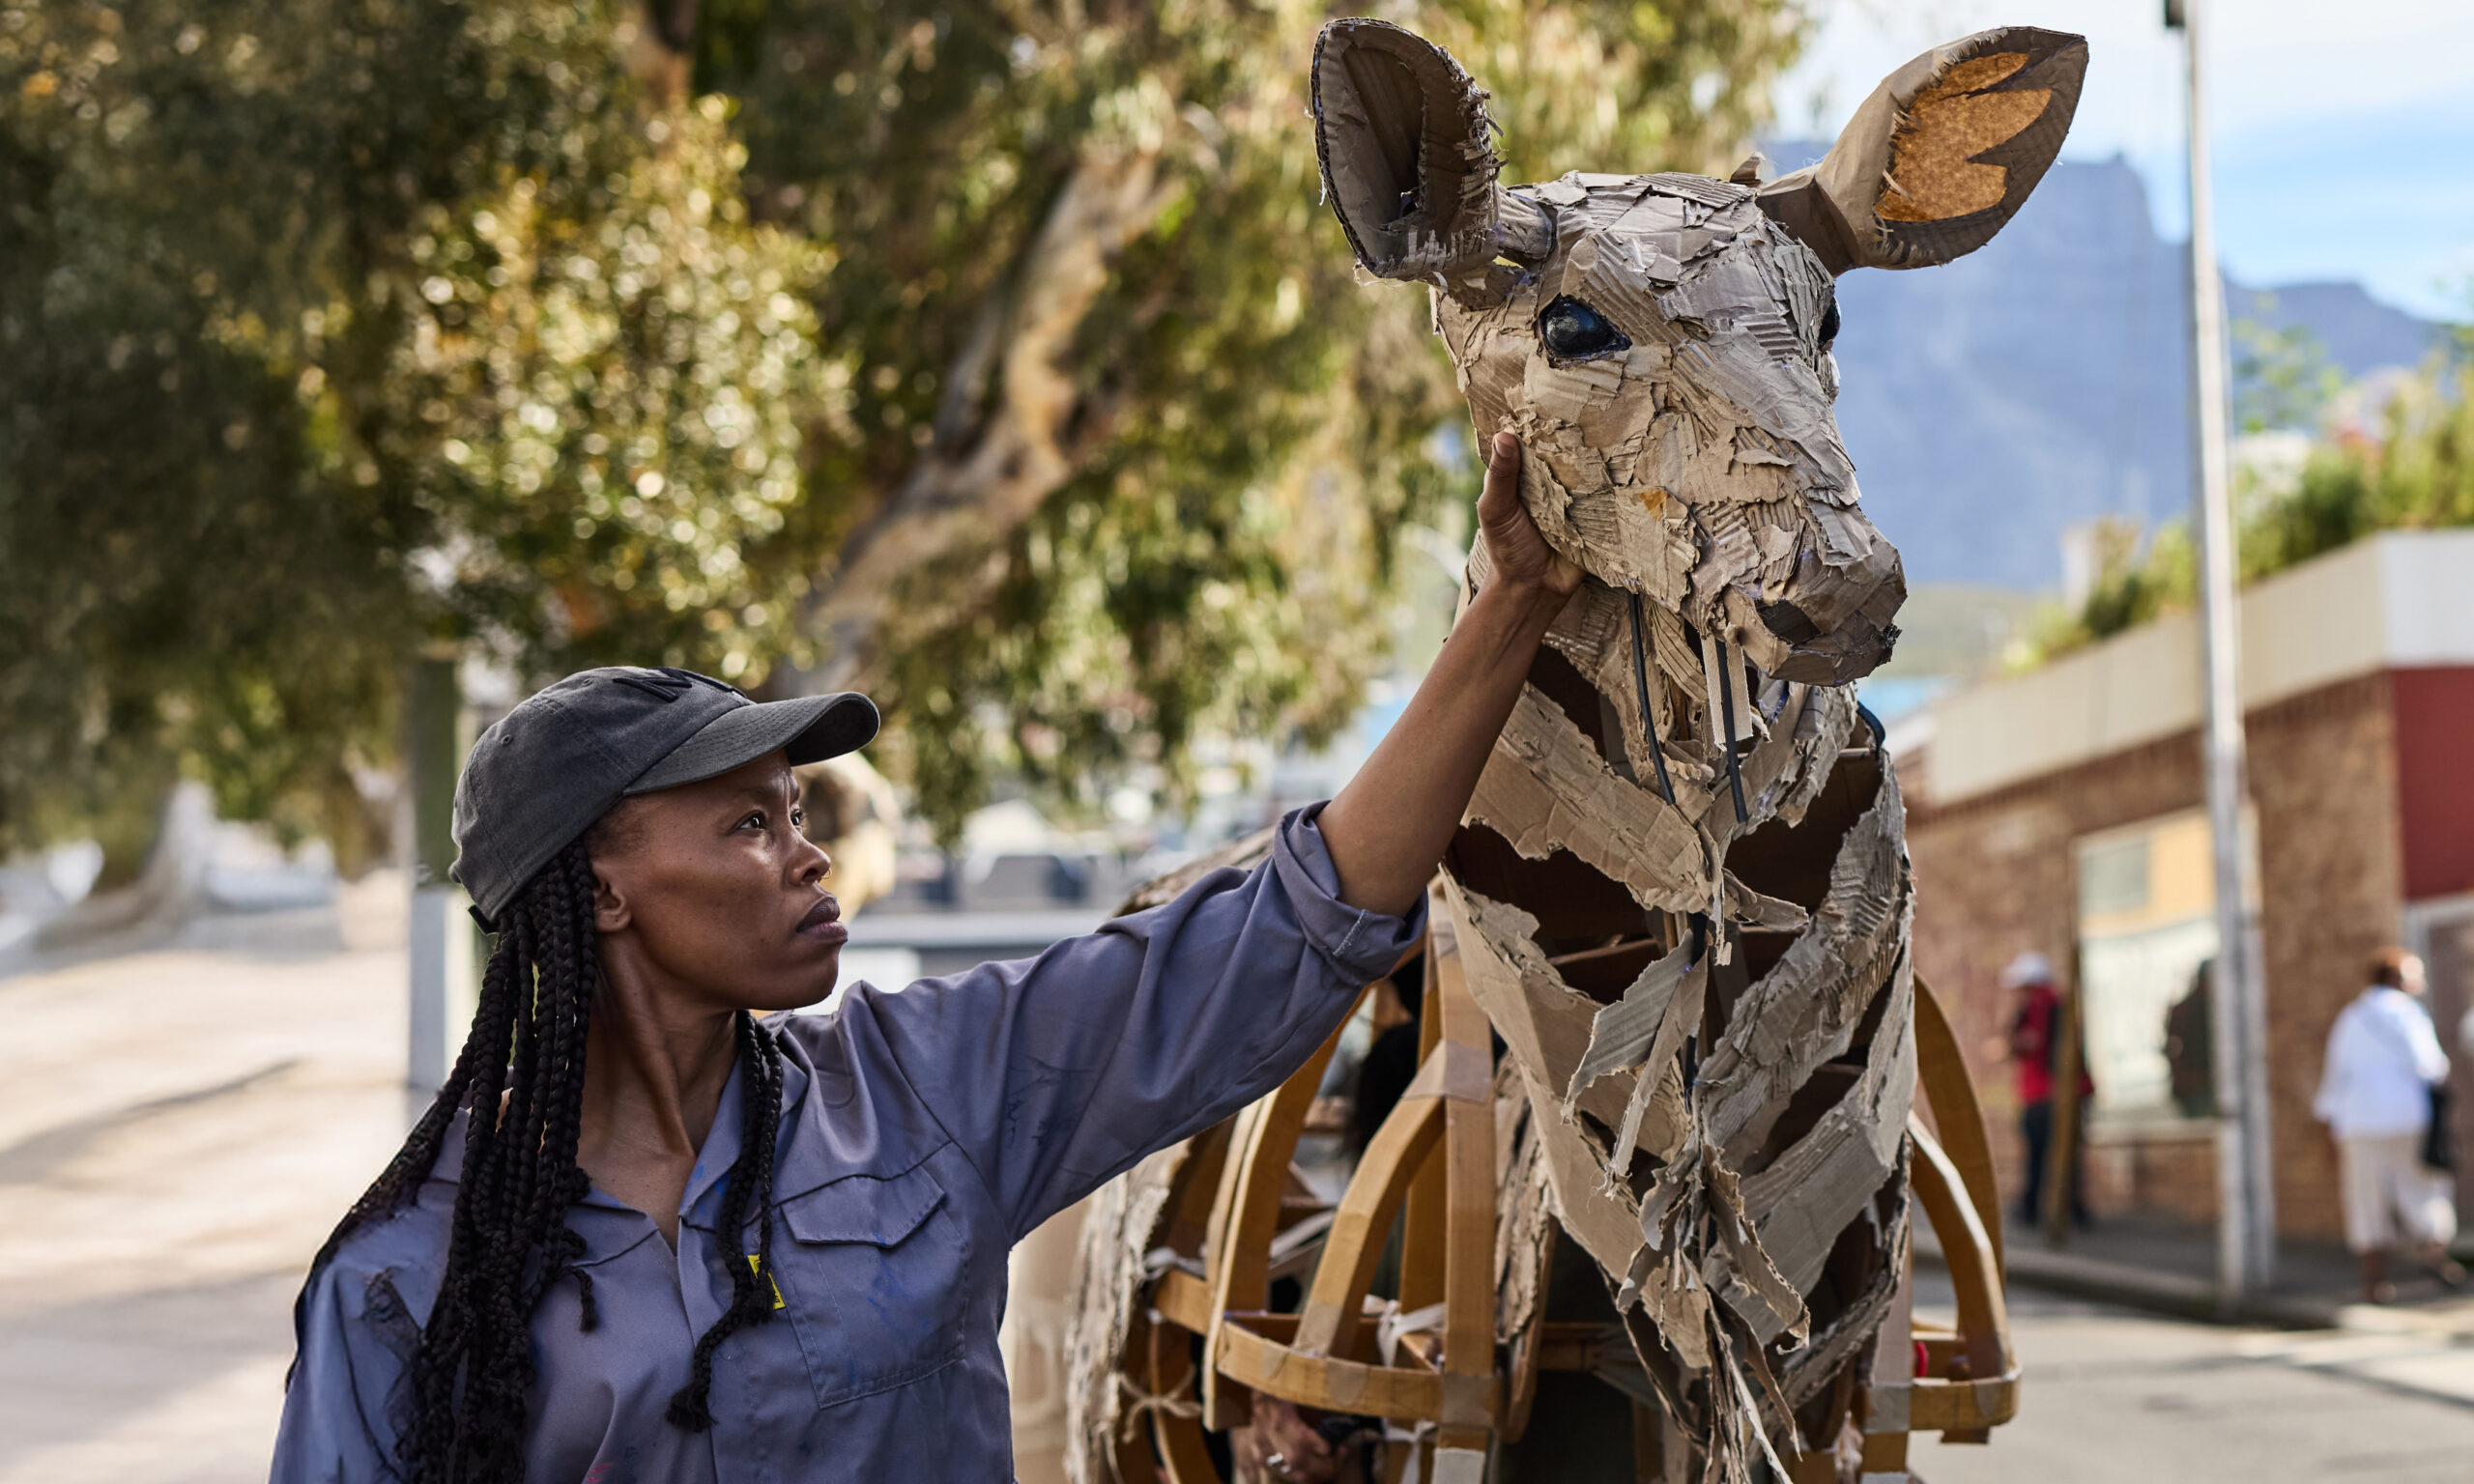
[803, 143, 1182, 692]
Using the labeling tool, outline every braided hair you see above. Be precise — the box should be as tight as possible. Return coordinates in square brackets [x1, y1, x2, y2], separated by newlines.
[291, 833, 790, 1481]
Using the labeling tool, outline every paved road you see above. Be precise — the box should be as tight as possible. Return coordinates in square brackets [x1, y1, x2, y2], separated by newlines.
[1913, 1283, 2474, 1483]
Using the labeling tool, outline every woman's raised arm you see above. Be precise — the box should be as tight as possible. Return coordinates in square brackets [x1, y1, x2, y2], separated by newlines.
[1315, 433, 1579, 917]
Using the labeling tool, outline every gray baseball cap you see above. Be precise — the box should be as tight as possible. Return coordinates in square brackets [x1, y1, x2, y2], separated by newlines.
[449, 666, 877, 927]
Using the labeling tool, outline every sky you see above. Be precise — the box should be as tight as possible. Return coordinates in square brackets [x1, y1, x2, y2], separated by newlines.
[1774, 0, 2474, 319]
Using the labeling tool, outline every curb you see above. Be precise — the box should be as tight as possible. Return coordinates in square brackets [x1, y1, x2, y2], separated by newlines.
[1921, 1241, 2474, 1341]
[1997, 1243, 2344, 1330]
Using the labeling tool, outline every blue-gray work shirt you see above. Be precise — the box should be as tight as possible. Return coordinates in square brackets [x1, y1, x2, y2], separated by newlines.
[273, 807, 1421, 1482]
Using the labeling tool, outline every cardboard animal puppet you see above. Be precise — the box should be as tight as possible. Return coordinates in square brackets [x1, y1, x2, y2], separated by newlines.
[1063, 20, 2083, 1482]
[1323, 14, 2081, 1470]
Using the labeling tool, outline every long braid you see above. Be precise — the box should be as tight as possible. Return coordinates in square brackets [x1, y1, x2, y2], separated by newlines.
[665, 1010, 788, 1431]
[526, 850, 599, 1327]
[417, 895, 539, 1483]
[294, 833, 793, 1474]
[287, 910, 515, 1381]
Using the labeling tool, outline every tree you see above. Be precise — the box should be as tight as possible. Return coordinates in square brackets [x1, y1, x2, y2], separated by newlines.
[695, 0, 1808, 837]
[1, 0, 1809, 866]
[2231, 311, 2342, 435]
[2010, 321, 2470, 669]
[2241, 348, 2474, 578]
[2, 0, 829, 876]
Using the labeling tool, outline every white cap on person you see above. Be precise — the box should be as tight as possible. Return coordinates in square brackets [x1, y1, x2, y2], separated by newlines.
[1999, 952, 2055, 989]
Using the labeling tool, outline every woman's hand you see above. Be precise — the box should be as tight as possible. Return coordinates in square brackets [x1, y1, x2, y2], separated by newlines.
[1475, 431, 1583, 600]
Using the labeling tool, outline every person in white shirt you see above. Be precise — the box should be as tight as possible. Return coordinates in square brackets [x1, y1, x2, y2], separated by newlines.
[2315, 949, 2461, 1301]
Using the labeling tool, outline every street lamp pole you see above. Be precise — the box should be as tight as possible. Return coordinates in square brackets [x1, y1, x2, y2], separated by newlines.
[2172, 0, 2276, 1297]
[406, 648, 475, 1095]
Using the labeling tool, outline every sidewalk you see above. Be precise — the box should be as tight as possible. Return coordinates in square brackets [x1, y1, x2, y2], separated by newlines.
[1930, 1213, 2474, 1339]
[0, 873, 413, 1484]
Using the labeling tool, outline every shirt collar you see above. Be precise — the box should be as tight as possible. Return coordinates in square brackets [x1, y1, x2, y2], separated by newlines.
[420, 1022, 811, 1233]
[679, 1020, 811, 1230]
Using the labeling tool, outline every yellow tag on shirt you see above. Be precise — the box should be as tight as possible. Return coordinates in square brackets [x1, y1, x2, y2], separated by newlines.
[746, 1254, 786, 1310]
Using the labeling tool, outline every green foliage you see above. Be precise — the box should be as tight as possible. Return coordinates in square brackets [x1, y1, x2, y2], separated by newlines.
[2011, 516, 2195, 666]
[2012, 334, 2473, 671]
[3, 0, 1808, 860]
[2241, 355, 2474, 576]
[2079, 519, 2195, 642]
[701, 0, 1805, 839]
[1, 0, 829, 869]
[386, 99, 830, 679]
[2231, 315, 2343, 434]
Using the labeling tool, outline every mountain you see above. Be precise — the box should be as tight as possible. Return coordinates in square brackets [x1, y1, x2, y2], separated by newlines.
[2228, 280, 2441, 381]
[1760, 143, 2449, 589]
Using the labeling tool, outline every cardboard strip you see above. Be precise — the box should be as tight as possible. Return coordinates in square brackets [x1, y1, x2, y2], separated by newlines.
[1698, 766, 1909, 1156]
[1611, 964, 1707, 1170]
[1465, 684, 1709, 914]
[1703, 1143, 1811, 1345]
[1565, 943, 1700, 1107]
[1739, 959, 1916, 1304]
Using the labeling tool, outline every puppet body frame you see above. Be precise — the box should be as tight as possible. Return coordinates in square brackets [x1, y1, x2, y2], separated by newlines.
[1061, 18, 2085, 1480]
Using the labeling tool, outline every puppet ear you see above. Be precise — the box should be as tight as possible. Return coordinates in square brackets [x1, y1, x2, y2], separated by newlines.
[1312, 18, 1549, 297]
[1759, 26, 2087, 274]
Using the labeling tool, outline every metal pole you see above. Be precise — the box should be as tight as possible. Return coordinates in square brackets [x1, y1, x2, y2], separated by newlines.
[2176, 0, 2276, 1296]
[406, 650, 475, 1094]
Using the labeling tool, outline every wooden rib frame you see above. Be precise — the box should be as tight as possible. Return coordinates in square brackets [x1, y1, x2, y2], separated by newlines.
[1119, 901, 2015, 1481]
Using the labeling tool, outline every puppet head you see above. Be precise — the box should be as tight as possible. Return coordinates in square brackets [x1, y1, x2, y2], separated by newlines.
[1313, 21, 2086, 684]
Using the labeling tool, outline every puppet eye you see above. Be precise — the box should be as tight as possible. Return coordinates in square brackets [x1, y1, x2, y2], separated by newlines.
[1818, 296, 1841, 347]
[1537, 296, 1627, 361]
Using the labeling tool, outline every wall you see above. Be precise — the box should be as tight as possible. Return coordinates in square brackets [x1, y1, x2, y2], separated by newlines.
[2246, 674, 2407, 1241]
[2394, 668, 2474, 902]
[1927, 531, 2474, 805]
[1902, 672, 2404, 1241]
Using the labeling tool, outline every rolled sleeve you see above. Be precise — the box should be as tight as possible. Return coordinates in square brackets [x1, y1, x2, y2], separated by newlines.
[1269, 807, 1430, 983]
[853, 805, 1424, 1239]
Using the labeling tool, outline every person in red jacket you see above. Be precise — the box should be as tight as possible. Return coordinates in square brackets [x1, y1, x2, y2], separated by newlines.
[2003, 952, 2094, 1227]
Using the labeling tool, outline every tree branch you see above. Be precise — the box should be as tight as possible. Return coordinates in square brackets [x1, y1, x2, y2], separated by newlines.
[803, 142, 1182, 691]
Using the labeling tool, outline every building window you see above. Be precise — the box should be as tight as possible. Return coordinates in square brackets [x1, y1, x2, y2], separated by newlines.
[2074, 809, 2251, 1128]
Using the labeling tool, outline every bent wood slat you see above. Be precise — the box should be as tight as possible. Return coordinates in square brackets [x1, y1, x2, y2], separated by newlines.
[1215, 1314, 1505, 1423]
[1110, 1309, 1160, 1484]
[1431, 890, 1499, 1453]
[1906, 1373, 2022, 1434]
[1906, 1112, 2016, 1431]
[1398, 941, 1450, 1316]
[1165, 1120, 1234, 1263]
[1913, 972, 2005, 1270]
[1293, 1091, 1447, 1360]
[1199, 980, 1374, 1427]
[1138, 1308, 1221, 1484]
[1152, 1267, 1214, 1334]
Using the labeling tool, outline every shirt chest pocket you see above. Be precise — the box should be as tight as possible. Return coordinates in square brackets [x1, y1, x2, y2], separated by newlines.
[772, 1161, 971, 1408]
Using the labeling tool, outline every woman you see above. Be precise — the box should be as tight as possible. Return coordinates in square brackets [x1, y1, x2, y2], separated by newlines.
[273, 435, 1576, 1482]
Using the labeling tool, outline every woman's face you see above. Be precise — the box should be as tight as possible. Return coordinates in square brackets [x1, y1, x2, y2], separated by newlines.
[588, 750, 845, 1013]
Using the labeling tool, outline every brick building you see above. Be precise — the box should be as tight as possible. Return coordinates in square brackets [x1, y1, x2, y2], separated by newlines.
[1891, 530, 2474, 1241]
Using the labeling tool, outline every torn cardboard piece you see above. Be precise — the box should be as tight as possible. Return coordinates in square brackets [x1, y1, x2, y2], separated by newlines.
[1062, 1140, 1194, 1481]
[1697, 764, 1910, 1156]
[1464, 683, 1709, 914]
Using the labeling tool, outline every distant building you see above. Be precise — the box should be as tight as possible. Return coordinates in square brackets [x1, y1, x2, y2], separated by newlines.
[1894, 530, 2474, 1241]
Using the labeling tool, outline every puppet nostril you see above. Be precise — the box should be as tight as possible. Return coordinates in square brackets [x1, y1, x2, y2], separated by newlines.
[1756, 599, 1821, 645]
